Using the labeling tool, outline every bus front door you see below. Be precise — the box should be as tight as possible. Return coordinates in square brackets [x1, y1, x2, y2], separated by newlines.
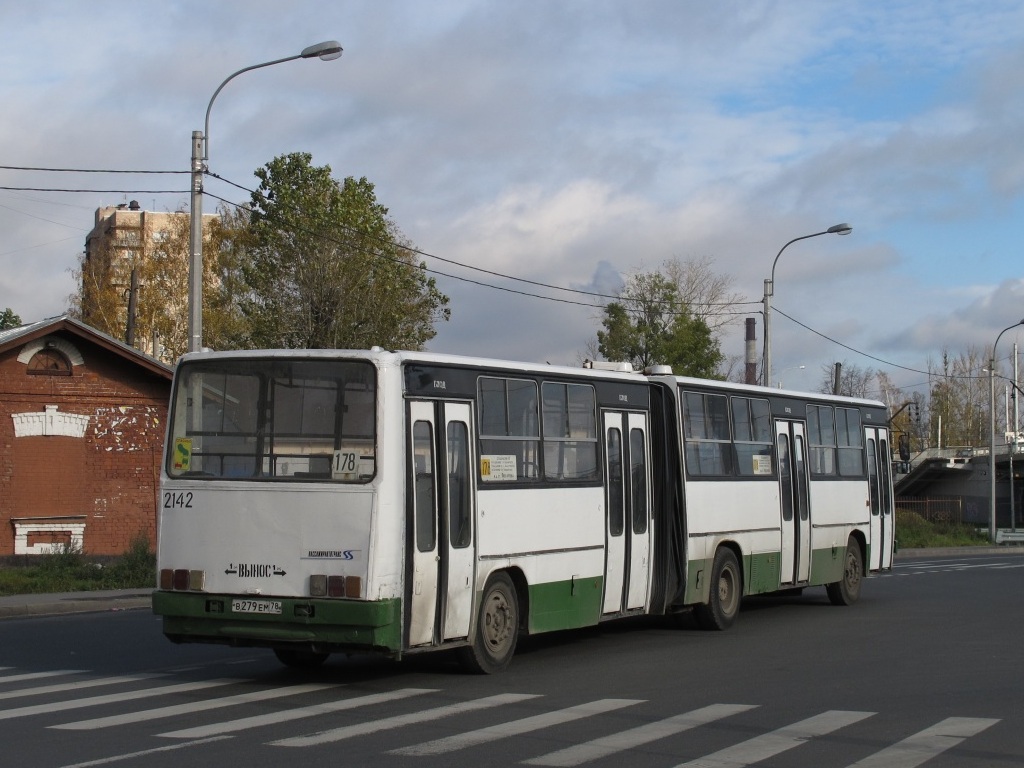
[602, 411, 652, 614]
[865, 427, 895, 570]
[776, 420, 811, 584]
[407, 400, 476, 648]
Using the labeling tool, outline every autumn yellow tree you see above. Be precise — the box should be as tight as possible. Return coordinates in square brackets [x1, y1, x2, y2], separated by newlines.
[69, 209, 221, 362]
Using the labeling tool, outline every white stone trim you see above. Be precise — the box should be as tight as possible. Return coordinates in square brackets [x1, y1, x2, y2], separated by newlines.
[11, 405, 90, 438]
[17, 337, 84, 366]
[12, 520, 86, 555]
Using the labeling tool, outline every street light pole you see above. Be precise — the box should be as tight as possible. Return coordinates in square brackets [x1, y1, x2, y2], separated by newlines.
[187, 41, 343, 354]
[762, 223, 851, 387]
[989, 319, 1024, 543]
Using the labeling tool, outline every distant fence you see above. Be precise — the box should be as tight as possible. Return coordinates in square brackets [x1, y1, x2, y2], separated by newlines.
[896, 496, 966, 525]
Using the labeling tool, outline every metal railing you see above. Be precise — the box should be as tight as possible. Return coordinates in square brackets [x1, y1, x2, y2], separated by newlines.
[896, 496, 965, 525]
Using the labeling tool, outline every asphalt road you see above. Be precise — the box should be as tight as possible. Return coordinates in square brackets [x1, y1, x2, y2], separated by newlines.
[1, 550, 1022, 767]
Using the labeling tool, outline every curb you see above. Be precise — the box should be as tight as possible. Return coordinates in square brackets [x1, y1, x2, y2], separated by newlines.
[894, 545, 1024, 559]
[0, 591, 152, 619]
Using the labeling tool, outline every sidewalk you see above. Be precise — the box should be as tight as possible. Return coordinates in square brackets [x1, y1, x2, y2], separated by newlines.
[0, 545, 1022, 620]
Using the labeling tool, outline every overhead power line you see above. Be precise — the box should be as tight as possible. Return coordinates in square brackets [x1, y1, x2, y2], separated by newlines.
[0, 186, 186, 194]
[0, 164, 188, 174]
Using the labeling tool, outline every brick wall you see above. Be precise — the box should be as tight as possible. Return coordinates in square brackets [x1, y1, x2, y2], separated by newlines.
[0, 329, 170, 556]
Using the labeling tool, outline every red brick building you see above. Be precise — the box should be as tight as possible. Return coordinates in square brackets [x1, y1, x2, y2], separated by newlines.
[0, 316, 172, 557]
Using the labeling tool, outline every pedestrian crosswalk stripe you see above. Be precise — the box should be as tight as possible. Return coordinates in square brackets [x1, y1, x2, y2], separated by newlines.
[392, 698, 644, 757]
[55, 736, 233, 768]
[0, 674, 163, 702]
[159, 687, 438, 740]
[523, 703, 760, 767]
[270, 693, 541, 748]
[843, 716, 1000, 768]
[673, 710, 875, 767]
[51, 682, 341, 730]
[0, 671, 161, 704]
[0, 678, 242, 721]
[0, 670, 84, 684]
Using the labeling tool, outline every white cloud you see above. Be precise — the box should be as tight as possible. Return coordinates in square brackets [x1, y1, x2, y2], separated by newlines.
[2, 0, 1024, 397]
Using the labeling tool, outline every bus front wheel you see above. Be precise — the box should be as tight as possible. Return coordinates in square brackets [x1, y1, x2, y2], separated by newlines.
[826, 537, 863, 606]
[459, 571, 519, 674]
[694, 548, 742, 631]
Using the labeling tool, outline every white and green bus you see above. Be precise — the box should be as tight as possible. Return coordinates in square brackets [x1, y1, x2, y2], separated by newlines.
[153, 348, 894, 672]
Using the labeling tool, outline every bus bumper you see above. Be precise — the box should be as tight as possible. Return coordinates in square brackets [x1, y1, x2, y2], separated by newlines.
[152, 591, 402, 655]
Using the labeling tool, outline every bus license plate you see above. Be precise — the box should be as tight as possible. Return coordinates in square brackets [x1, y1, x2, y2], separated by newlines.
[231, 599, 282, 615]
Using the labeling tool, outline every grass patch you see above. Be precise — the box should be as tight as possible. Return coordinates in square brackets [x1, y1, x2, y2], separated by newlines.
[895, 508, 990, 549]
[0, 533, 155, 596]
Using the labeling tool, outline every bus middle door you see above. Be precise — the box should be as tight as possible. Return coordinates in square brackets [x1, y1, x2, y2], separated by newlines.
[407, 400, 476, 648]
[776, 420, 811, 584]
[602, 411, 652, 614]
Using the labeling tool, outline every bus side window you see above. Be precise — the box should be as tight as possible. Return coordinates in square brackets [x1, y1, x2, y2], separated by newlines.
[607, 428, 624, 536]
[413, 421, 436, 552]
[448, 422, 471, 548]
[630, 427, 648, 534]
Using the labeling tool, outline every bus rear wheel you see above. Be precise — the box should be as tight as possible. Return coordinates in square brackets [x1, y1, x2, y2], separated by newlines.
[827, 537, 863, 606]
[458, 571, 519, 674]
[274, 648, 330, 669]
[694, 548, 742, 631]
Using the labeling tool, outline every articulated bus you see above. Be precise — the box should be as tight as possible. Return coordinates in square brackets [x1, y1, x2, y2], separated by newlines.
[153, 348, 894, 672]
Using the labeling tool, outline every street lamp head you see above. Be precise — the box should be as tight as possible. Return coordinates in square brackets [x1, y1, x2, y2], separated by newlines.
[827, 223, 852, 236]
[301, 41, 343, 61]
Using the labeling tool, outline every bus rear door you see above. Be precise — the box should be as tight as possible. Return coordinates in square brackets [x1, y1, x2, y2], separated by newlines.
[407, 400, 476, 648]
[865, 427, 895, 570]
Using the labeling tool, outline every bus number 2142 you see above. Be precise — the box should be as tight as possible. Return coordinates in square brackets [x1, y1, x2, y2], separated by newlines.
[163, 492, 193, 509]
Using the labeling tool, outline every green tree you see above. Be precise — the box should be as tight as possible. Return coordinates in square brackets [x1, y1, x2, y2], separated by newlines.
[0, 307, 22, 330]
[225, 152, 449, 350]
[596, 270, 722, 376]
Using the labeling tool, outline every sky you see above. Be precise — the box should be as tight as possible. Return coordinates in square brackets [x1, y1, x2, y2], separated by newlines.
[2, 1, 1024, 400]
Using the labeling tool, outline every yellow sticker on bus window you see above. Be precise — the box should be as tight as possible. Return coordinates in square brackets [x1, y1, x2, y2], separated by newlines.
[173, 437, 193, 472]
[481, 454, 517, 481]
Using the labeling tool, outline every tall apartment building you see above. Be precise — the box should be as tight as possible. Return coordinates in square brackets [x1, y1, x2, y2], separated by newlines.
[82, 201, 216, 362]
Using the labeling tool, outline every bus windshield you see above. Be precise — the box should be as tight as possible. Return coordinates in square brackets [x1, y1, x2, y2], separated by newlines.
[166, 358, 376, 482]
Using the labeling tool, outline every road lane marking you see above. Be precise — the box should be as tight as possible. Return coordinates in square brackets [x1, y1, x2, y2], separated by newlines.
[674, 710, 874, 767]
[524, 703, 759, 767]
[843, 716, 1000, 767]
[270, 692, 541, 748]
[161, 687, 438, 739]
[0, 678, 242, 721]
[51, 682, 341, 730]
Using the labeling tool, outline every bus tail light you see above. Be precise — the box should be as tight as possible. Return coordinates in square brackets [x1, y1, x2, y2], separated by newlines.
[309, 574, 362, 599]
[160, 568, 205, 591]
